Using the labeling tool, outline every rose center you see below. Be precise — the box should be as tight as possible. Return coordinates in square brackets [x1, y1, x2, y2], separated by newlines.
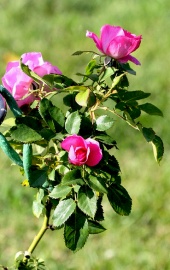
[75, 147, 87, 162]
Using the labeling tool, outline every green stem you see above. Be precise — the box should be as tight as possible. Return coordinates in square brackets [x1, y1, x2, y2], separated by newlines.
[98, 106, 126, 121]
[23, 200, 52, 263]
[98, 106, 140, 130]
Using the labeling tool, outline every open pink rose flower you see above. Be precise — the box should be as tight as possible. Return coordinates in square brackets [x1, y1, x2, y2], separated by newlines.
[61, 135, 103, 166]
[86, 24, 142, 65]
[2, 52, 62, 107]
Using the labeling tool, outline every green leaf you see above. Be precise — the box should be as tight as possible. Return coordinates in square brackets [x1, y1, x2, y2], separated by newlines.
[0, 132, 23, 167]
[1, 117, 15, 128]
[126, 105, 141, 119]
[75, 88, 90, 107]
[88, 175, 108, 194]
[12, 116, 44, 142]
[43, 74, 77, 89]
[39, 128, 56, 140]
[49, 106, 65, 131]
[96, 115, 114, 131]
[124, 111, 137, 128]
[88, 74, 99, 82]
[115, 101, 127, 111]
[52, 198, 76, 227]
[75, 88, 96, 107]
[64, 85, 87, 92]
[15, 115, 42, 129]
[28, 168, 48, 188]
[142, 127, 155, 142]
[32, 200, 44, 218]
[94, 196, 104, 221]
[85, 59, 97, 76]
[107, 183, 132, 216]
[48, 169, 56, 181]
[88, 220, 106, 234]
[111, 73, 125, 89]
[103, 153, 120, 174]
[29, 257, 47, 270]
[72, 50, 98, 56]
[95, 134, 117, 147]
[79, 116, 93, 137]
[72, 50, 86, 56]
[64, 209, 89, 252]
[151, 135, 164, 163]
[37, 188, 45, 201]
[20, 61, 46, 86]
[73, 184, 81, 193]
[100, 67, 115, 81]
[118, 90, 151, 101]
[0, 85, 22, 117]
[65, 111, 81, 134]
[16, 256, 47, 270]
[139, 103, 163, 117]
[39, 98, 55, 131]
[63, 93, 82, 111]
[77, 186, 97, 218]
[10, 124, 42, 143]
[56, 164, 69, 175]
[120, 62, 136, 75]
[49, 185, 72, 199]
[128, 90, 151, 100]
[61, 169, 84, 186]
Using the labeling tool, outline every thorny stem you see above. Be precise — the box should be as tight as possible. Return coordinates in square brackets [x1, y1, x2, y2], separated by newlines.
[97, 106, 140, 131]
[23, 200, 52, 264]
[98, 106, 125, 120]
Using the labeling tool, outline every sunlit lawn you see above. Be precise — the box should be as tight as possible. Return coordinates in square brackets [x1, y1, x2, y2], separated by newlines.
[0, 0, 169, 269]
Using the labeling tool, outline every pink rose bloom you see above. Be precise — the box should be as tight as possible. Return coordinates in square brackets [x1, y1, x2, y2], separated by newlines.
[61, 135, 102, 166]
[86, 24, 142, 65]
[2, 52, 62, 107]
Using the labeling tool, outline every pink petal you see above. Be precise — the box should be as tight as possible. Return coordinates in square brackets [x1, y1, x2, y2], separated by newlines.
[21, 52, 44, 70]
[85, 138, 102, 166]
[61, 135, 86, 152]
[6, 61, 19, 72]
[68, 145, 77, 164]
[2, 66, 31, 92]
[2, 63, 35, 107]
[13, 80, 31, 98]
[106, 36, 139, 59]
[50, 64, 62, 75]
[100, 25, 124, 54]
[86, 30, 103, 52]
[87, 25, 142, 66]
[119, 55, 141, 65]
[122, 30, 142, 50]
[34, 62, 62, 77]
[68, 146, 88, 166]
[16, 93, 36, 107]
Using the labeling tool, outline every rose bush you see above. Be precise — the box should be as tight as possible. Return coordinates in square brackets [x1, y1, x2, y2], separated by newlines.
[0, 24, 164, 270]
[86, 24, 142, 65]
[2, 52, 62, 107]
[61, 134, 103, 166]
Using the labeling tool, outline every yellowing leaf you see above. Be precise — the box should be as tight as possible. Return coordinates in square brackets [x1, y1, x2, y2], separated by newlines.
[75, 88, 90, 106]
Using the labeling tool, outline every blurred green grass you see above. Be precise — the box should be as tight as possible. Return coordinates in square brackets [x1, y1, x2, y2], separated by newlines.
[0, 0, 170, 269]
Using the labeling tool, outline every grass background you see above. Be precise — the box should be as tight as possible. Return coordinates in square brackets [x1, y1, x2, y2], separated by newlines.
[0, 0, 170, 269]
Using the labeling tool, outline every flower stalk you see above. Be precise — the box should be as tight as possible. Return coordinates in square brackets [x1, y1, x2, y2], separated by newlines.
[23, 200, 52, 263]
